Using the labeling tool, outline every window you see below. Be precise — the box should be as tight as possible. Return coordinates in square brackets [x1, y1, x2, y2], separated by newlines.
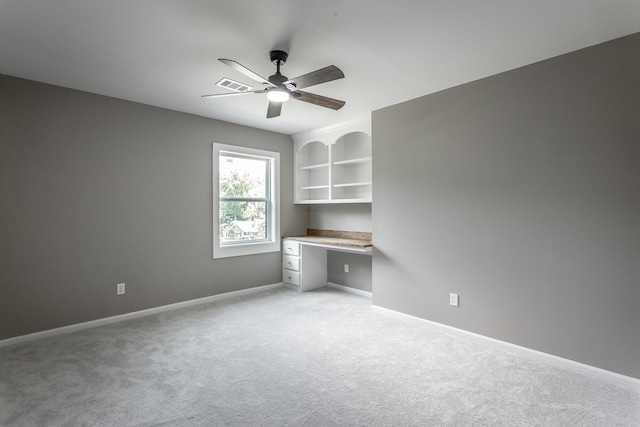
[213, 143, 280, 258]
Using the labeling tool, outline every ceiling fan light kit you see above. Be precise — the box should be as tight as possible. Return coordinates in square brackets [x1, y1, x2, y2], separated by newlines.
[202, 50, 345, 118]
[266, 87, 290, 102]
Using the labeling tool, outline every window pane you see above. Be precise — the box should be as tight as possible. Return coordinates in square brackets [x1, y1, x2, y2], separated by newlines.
[219, 154, 267, 198]
[219, 201, 267, 243]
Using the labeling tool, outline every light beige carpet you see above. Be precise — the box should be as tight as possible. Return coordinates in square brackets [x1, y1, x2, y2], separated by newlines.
[1, 287, 638, 426]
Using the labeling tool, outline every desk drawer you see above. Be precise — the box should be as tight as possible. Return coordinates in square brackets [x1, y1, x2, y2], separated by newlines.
[282, 255, 300, 271]
[282, 269, 300, 286]
[283, 240, 300, 256]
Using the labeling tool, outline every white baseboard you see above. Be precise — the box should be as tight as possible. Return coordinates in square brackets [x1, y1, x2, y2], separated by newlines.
[372, 304, 640, 392]
[327, 282, 372, 299]
[0, 283, 283, 349]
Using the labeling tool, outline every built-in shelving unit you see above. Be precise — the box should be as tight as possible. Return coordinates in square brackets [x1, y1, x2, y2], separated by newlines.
[293, 116, 372, 204]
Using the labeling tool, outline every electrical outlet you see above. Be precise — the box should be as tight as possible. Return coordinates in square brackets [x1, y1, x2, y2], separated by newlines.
[117, 283, 125, 295]
[344, 264, 349, 273]
[449, 293, 459, 307]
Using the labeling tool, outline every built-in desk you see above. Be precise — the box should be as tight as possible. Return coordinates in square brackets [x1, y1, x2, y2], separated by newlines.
[282, 229, 372, 292]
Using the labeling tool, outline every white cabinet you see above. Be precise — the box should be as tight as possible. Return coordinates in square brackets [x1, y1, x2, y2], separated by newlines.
[282, 240, 302, 289]
[282, 239, 328, 292]
[282, 239, 300, 256]
[293, 116, 372, 204]
[282, 255, 300, 271]
[282, 269, 300, 287]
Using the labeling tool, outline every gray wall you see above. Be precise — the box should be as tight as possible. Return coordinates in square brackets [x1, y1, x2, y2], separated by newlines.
[310, 204, 372, 292]
[0, 75, 307, 340]
[372, 33, 640, 378]
[327, 250, 372, 293]
[309, 204, 372, 232]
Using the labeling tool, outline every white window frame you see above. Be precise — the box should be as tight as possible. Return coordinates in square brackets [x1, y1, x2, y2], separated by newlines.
[213, 143, 280, 259]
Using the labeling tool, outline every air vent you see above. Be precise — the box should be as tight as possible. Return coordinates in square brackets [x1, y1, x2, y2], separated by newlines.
[216, 77, 252, 93]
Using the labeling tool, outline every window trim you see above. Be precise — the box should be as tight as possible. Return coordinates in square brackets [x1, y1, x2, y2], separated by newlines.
[213, 143, 280, 259]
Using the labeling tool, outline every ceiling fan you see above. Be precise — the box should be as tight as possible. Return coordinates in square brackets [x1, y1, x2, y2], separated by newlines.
[202, 50, 345, 118]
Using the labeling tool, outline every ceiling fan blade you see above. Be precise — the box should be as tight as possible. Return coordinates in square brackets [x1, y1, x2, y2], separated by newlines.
[291, 90, 345, 110]
[284, 65, 344, 90]
[266, 101, 282, 118]
[218, 59, 275, 87]
[201, 90, 265, 98]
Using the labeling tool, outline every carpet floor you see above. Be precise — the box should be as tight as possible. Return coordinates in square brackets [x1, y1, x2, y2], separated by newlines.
[1, 287, 638, 426]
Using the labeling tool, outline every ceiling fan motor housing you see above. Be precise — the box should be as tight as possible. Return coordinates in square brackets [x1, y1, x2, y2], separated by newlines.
[268, 73, 288, 86]
[269, 50, 288, 65]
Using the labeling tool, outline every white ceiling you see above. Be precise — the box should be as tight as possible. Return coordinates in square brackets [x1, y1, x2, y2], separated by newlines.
[1, 1, 639, 135]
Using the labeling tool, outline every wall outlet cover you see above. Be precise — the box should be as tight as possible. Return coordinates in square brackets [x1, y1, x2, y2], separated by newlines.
[449, 293, 459, 307]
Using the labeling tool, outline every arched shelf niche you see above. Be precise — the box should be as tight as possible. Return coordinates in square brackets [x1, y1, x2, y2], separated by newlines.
[293, 116, 371, 204]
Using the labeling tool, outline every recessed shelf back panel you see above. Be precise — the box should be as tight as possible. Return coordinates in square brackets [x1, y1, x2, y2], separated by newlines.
[331, 132, 371, 163]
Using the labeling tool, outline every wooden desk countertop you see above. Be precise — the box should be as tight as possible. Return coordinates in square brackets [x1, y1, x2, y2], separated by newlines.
[283, 229, 372, 249]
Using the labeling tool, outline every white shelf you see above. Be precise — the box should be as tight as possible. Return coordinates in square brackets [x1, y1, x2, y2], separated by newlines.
[299, 185, 330, 190]
[332, 157, 372, 166]
[332, 182, 372, 188]
[296, 199, 372, 204]
[299, 163, 330, 170]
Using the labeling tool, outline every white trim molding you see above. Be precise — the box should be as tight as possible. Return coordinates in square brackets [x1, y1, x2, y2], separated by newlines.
[327, 282, 372, 299]
[0, 283, 283, 349]
[372, 304, 640, 392]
